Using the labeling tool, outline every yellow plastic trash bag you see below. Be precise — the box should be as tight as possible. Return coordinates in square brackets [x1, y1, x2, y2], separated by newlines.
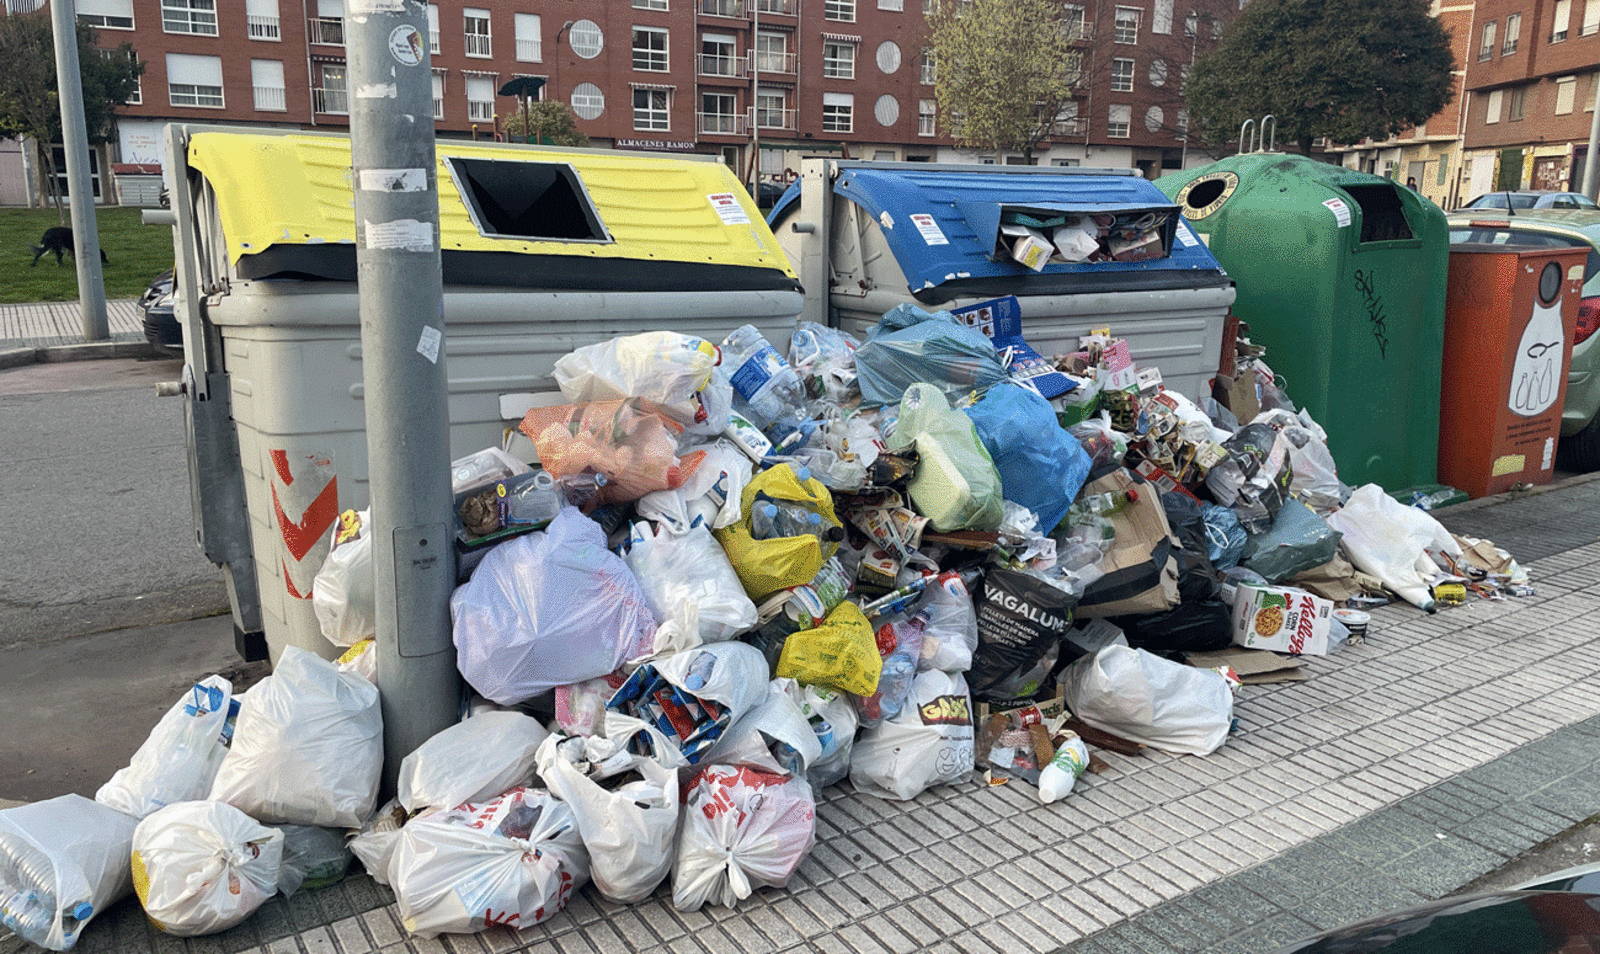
[714, 463, 840, 601]
[776, 601, 882, 697]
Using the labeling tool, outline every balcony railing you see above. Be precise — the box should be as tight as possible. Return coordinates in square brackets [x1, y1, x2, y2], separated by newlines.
[752, 106, 796, 130]
[699, 52, 745, 77]
[468, 99, 494, 121]
[313, 86, 348, 114]
[247, 13, 279, 39]
[429, 30, 439, 53]
[465, 32, 491, 57]
[750, 50, 795, 74]
[700, 0, 744, 16]
[755, 0, 794, 14]
[697, 111, 747, 135]
[516, 38, 542, 61]
[253, 85, 287, 111]
[1064, 21, 1092, 41]
[306, 15, 343, 45]
[433, 96, 444, 119]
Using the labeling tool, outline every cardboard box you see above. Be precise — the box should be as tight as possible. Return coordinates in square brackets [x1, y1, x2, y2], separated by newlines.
[1076, 469, 1182, 619]
[1232, 584, 1332, 655]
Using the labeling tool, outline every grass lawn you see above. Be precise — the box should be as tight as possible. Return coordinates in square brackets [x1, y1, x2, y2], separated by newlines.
[0, 206, 174, 304]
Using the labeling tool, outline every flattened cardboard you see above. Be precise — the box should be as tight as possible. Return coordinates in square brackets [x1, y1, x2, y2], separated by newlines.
[1076, 469, 1182, 619]
[1184, 647, 1308, 684]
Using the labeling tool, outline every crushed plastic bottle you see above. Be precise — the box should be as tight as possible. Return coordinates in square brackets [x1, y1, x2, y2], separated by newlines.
[1038, 732, 1090, 804]
[720, 325, 807, 439]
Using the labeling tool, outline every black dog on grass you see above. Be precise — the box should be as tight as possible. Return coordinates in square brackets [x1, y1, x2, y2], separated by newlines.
[30, 226, 109, 267]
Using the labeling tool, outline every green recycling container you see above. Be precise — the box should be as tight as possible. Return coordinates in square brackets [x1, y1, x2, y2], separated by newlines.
[1156, 154, 1448, 491]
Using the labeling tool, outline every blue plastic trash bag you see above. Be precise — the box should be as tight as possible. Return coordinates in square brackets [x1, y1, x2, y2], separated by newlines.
[854, 305, 1008, 407]
[1241, 496, 1343, 583]
[965, 384, 1091, 534]
[1200, 503, 1247, 570]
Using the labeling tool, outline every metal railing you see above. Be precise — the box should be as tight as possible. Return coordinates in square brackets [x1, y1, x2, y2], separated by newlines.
[246, 13, 279, 39]
[516, 38, 541, 61]
[700, 0, 743, 16]
[753, 106, 796, 130]
[697, 111, 747, 135]
[751, 50, 796, 74]
[253, 85, 286, 111]
[699, 52, 745, 77]
[306, 15, 343, 45]
[312, 86, 348, 113]
[755, 0, 794, 13]
[465, 32, 491, 57]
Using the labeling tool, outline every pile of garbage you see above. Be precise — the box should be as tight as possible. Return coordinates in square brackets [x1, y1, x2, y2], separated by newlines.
[0, 304, 1534, 949]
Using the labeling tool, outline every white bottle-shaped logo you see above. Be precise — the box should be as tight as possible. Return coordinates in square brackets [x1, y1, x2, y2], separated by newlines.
[1511, 297, 1564, 417]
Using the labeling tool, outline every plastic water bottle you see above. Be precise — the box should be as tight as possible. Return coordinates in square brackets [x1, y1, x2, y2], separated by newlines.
[750, 502, 783, 540]
[499, 470, 563, 527]
[1038, 733, 1090, 804]
[556, 471, 608, 511]
[720, 325, 806, 431]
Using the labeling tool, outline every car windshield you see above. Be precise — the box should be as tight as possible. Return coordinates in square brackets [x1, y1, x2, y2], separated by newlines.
[1449, 225, 1600, 296]
[1471, 193, 1537, 209]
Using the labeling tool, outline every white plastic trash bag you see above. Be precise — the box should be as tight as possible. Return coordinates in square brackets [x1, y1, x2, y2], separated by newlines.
[536, 734, 680, 904]
[209, 646, 383, 828]
[131, 801, 283, 937]
[0, 795, 138, 951]
[390, 787, 589, 938]
[603, 642, 772, 768]
[672, 766, 816, 912]
[553, 331, 718, 426]
[635, 440, 752, 533]
[452, 507, 658, 705]
[1326, 483, 1464, 611]
[849, 670, 975, 801]
[397, 710, 550, 814]
[96, 675, 238, 819]
[1061, 646, 1233, 756]
[347, 799, 411, 887]
[624, 521, 758, 654]
[312, 509, 375, 647]
[772, 678, 857, 790]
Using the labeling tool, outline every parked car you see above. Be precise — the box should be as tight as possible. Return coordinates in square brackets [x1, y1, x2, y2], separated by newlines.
[138, 269, 180, 358]
[1447, 209, 1600, 470]
[1460, 190, 1600, 212]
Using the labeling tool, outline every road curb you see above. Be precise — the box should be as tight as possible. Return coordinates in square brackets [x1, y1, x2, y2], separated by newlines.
[0, 348, 35, 370]
[0, 340, 154, 369]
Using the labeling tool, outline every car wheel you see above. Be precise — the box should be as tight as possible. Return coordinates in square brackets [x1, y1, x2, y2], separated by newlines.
[1558, 412, 1600, 471]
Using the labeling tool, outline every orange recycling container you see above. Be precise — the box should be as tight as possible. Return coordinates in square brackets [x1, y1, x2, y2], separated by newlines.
[1439, 244, 1586, 497]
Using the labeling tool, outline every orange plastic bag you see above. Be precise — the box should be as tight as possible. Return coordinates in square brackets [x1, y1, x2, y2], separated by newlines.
[519, 399, 702, 505]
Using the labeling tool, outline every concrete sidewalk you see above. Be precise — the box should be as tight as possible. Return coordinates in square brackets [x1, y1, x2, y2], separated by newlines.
[0, 475, 1595, 954]
[0, 299, 150, 368]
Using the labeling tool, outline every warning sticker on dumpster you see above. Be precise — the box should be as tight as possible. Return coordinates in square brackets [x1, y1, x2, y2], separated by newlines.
[910, 214, 949, 246]
[1323, 197, 1352, 228]
[707, 193, 751, 225]
[1175, 222, 1200, 247]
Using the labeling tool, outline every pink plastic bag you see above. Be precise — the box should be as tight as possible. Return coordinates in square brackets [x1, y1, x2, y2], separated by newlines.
[518, 399, 703, 505]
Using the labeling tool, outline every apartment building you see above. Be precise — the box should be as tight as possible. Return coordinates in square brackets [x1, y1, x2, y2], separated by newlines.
[8, 0, 1237, 205]
[1457, 0, 1600, 201]
[1327, 0, 1480, 210]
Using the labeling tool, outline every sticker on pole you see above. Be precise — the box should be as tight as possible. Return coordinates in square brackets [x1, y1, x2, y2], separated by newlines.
[359, 168, 427, 193]
[910, 213, 949, 246]
[389, 25, 424, 66]
[707, 193, 751, 225]
[364, 218, 434, 252]
[1322, 197, 1352, 228]
[417, 325, 442, 364]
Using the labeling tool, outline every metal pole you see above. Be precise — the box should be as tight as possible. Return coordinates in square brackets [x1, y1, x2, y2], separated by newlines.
[346, 0, 459, 791]
[749, 0, 760, 198]
[48, 0, 108, 341]
[1583, 76, 1600, 198]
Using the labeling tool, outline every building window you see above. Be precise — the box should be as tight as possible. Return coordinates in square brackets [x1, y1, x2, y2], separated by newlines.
[1486, 88, 1503, 124]
[572, 82, 605, 120]
[824, 40, 856, 79]
[432, 70, 444, 119]
[1108, 103, 1130, 138]
[315, 63, 347, 113]
[1111, 57, 1134, 92]
[1479, 20, 1496, 61]
[873, 93, 899, 126]
[1553, 0, 1572, 41]
[96, 47, 140, 102]
[825, 0, 854, 21]
[250, 58, 285, 110]
[1054, 101, 1081, 135]
[823, 91, 853, 131]
[756, 32, 791, 73]
[700, 91, 738, 133]
[464, 8, 491, 57]
[515, 13, 541, 62]
[1508, 86, 1526, 121]
[877, 40, 902, 74]
[918, 98, 936, 135]
[701, 33, 738, 76]
[1113, 6, 1139, 44]
[1063, 4, 1087, 40]
[633, 27, 668, 71]
[1064, 49, 1083, 84]
[569, 20, 603, 58]
[1148, 57, 1167, 86]
[245, 0, 278, 39]
[166, 52, 223, 106]
[634, 0, 668, 8]
[1503, 13, 1521, 53]
[633, 88, 670, 130]
[756, 88, 788, 128]
[1584, 0, 1600, 36]
[1152, 0, 1172, 34]
[919, 49, 935, 85]
[879, 0, 902, 10]
[466, 74, 495, 121]
[78, 0, 134, 29]
[1176, 108, 1188, 134]
[162, 0, 216, 35]
[1557, 76, 1578, 114]
[1144, 105, 1164, 133]
[427, 4, 439, 54]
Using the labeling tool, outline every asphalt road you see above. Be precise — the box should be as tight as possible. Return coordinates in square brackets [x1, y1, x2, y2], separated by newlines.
[0, 354, 258, 803]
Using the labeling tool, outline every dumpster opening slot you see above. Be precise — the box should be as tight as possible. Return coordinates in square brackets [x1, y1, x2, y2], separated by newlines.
[445, 157, 612, 243]
[1340, 184, 1413, 243]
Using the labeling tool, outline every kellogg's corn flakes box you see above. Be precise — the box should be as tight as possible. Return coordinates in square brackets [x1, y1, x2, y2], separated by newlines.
[1232, 584, 1333, 656]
